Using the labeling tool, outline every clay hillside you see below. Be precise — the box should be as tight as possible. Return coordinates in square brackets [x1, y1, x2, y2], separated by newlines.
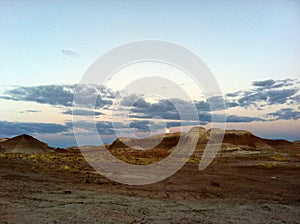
[108, 127, 296, 156]
[0, 134, 53, 153]
[110, 127, 294, 149]
[109, 132, 181, 151]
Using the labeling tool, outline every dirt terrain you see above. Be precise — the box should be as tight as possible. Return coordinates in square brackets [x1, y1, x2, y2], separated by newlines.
[0, 130, 300, 223]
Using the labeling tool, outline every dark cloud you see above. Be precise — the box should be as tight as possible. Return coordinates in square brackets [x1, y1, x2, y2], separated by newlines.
[0, 121, 71, 137]
[195, 100, 210, 112]
[120, 94, 150, 108]
[70, 120, 126, 136]
[226, 102, 239, 108]
[252, 79, 275, 87]
[127, 97, 261, 124]
[266, 108, 300, 120]
[2, 85, 75, 106]
[62, 109, 103, 116]
[195, 96, 235, 112]
[96, 121, 119, 135]
[227, 79, 299, 108]
[238, 92, 266, 107]
[208, 96, 231, 110]
[129, 120, 164, 133]
[128, 96, 232, 122]
[130, 98, 185, 120]
[73, 84, 116, 108]
[268, 89, 298, 104]
[129, 120, 151, 132]
[125, 96, 255, 124]
[1, 84, 115, 108]
[237, 88, 298, 107]
[252, 79, 295, 89]
[272, 79, 295, 89]
[226, 92, 239, 97]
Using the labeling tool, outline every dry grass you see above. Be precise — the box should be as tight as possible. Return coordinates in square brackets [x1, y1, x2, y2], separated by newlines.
[270, 155, 289, 162]
[259, 162, 277, 168]
[59, 165, 80, 173]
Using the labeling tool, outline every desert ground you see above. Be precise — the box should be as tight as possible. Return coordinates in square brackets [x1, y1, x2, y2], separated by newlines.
[0, 129, 300, 223]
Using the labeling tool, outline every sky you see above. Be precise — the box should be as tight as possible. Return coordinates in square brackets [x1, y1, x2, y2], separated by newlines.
[0, 0, 299, 147]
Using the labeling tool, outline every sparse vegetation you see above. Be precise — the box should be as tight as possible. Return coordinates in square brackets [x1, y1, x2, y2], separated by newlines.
[260, 162, 277, 168]
[59, 165, 80, 173]
[270, 155, 289, 162]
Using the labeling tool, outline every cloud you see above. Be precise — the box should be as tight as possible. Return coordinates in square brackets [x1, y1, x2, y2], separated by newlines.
[19, 110, 41, 113]
[120, 94, 149, 107]
[252, 79, 275, 87]
[231, 79, 299, 108]
[72, 119, 202, 136]
[96, 121, 120, 135]
[267, 89, 298, 104]
[122, 95, 260, 124]
[291, 95, 300, 104]
[0, 121, 71, 137]
[226, 101, 239, 108]
[266, 108, 300, 120]
[61, 49, 80, 57]
[198, 113, 262, 123]
[237, 88, 298, 107]
[129, 98, 184, 120]
[195, 98, 236, 112]
[1, 85, 75, 106]
[129, 120, 161, 133]
[226, 115, 264, 122]
[70, 120, 126, 136]
[125, 95, 233, 121]
[252, 79, 295, 89]
[62, 109, 103, 116]
[1, 84, 115, 108]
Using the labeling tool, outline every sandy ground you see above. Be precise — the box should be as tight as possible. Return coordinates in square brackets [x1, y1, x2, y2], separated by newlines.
[0, 152, 300, 224]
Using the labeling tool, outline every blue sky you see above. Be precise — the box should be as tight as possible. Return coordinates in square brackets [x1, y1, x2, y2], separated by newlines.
[0, 1, 299, 147]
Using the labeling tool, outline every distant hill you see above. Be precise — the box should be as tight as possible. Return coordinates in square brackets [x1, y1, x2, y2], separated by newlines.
[108, 132, 182, 151]
[0, 134, 53, 154]
[108, 127, 295, 153]
[0, 127, 297, 154]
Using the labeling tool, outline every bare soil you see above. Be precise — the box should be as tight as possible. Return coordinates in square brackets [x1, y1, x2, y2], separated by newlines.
[0, 149, 300, 224]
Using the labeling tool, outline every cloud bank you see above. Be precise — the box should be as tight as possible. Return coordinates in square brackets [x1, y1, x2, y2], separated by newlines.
[0, 78, 299, 143]
[1, 84, 116, 108]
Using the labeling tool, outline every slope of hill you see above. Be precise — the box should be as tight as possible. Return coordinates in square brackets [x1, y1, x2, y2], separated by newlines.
[0, 138, 9, 143]
[106, 127, 300, 163]
[0, 134, 53, 153]
[109, 127, 277, 152]
[108, 132, 182, 151]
